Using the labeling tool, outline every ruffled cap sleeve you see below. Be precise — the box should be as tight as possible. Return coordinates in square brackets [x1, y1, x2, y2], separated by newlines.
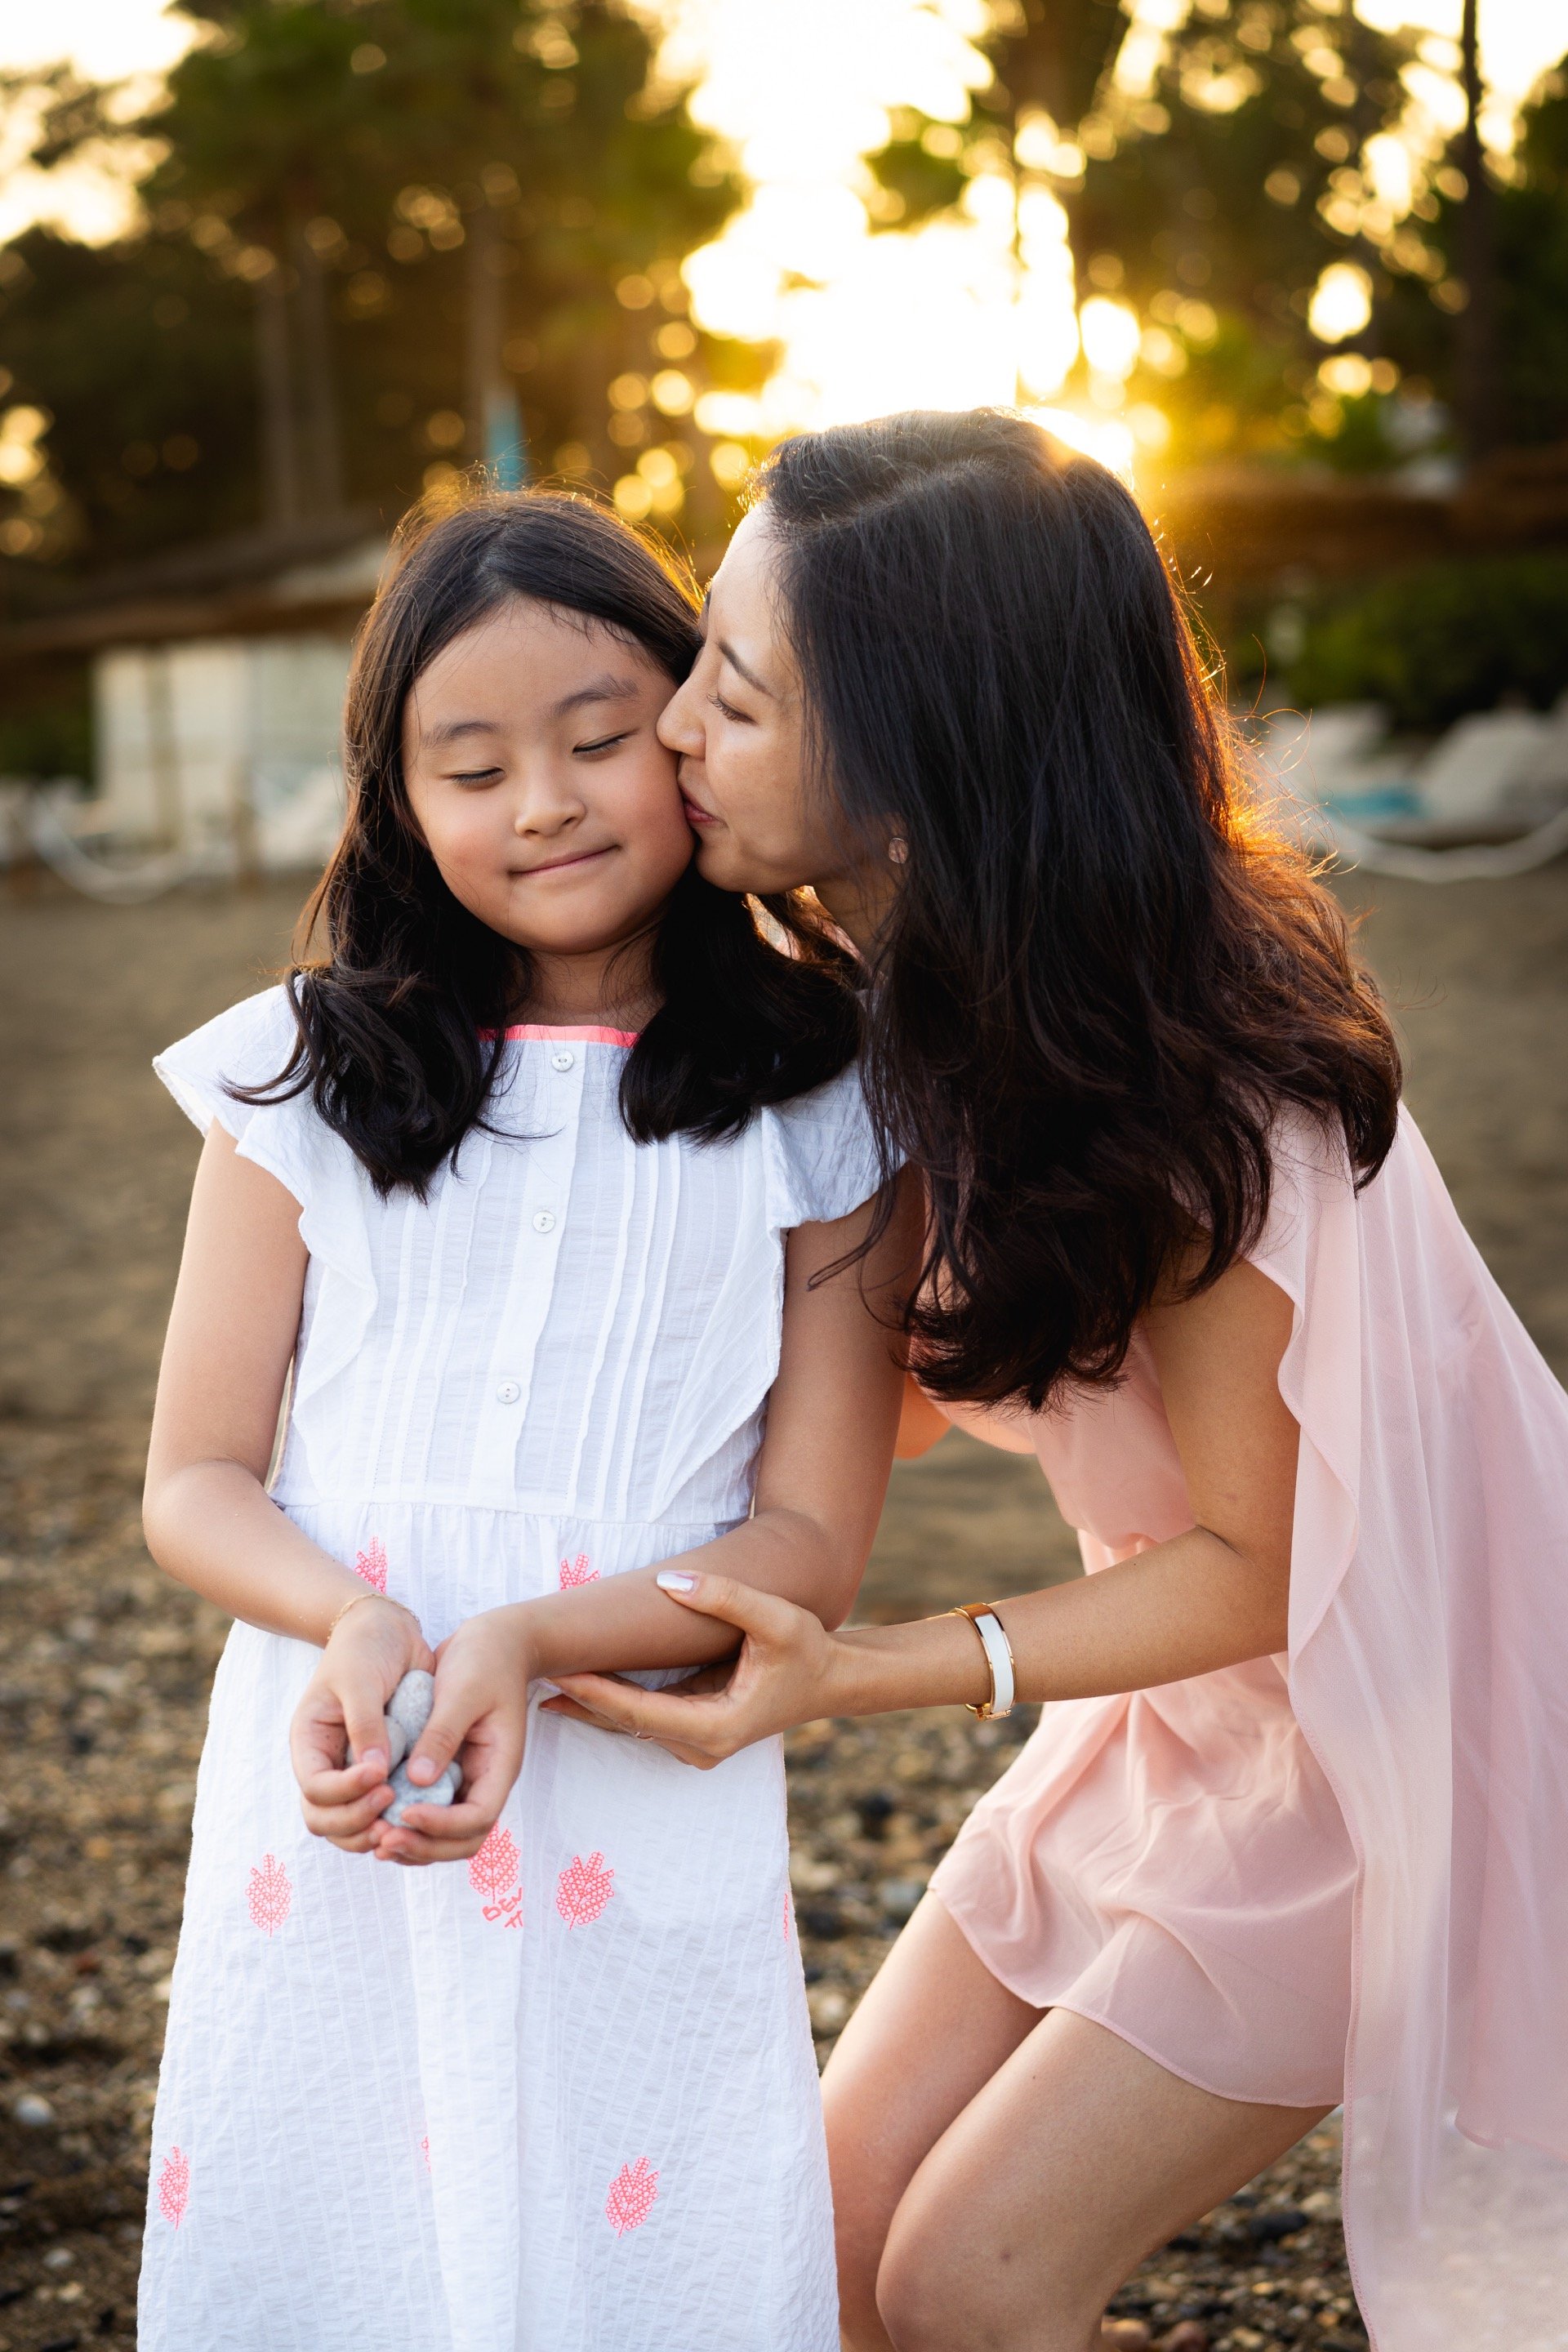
[761, 1062, 890, 1231]
[154, 985, 315, 1209]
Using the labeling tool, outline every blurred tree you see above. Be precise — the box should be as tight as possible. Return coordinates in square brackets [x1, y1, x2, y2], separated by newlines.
[0, 0, 750, 596]
[1073, 0, 1420, 470]
[1453, 0, 1500, 453]
[1380, 55, 1568, 454]
[869, 0, 1427, 470]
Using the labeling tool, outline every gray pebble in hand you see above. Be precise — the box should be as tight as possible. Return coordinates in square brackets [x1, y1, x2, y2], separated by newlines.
[386, 1668, 435, 1749]
[383, 1755, 461, 1827]
[351, 1669, 461, 1824]
[381, 1669, 460, 1826]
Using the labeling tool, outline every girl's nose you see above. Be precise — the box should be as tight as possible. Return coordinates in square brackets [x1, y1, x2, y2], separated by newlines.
[657, 678, 703, 757]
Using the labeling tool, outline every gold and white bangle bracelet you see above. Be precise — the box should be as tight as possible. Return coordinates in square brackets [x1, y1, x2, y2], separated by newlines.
[949, 1600, 1017, 1721]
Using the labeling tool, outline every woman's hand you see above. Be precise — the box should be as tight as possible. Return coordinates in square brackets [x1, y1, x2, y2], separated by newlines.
[367, 1606, 536, 1868]
[289, 1596, 434, 1853]
[543, 1572, 856, 1767]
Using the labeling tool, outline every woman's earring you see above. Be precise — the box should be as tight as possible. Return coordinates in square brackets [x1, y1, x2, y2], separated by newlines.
[888, 836, 909, 865]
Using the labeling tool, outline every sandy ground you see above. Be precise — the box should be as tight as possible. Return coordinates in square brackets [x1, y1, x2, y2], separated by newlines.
[0, 860, 1564, 2348]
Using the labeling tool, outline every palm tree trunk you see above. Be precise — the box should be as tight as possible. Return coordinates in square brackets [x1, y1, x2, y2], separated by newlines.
[292, 222, 344, 511]
[253, 259, 300, 528]
[1457, 0, 1504, 458]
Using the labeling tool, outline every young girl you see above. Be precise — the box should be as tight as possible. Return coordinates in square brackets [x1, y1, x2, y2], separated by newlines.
[137, 492, 911, 2352]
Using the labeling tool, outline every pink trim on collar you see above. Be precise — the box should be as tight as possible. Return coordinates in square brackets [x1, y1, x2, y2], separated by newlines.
[481, 1022, 640, 1045]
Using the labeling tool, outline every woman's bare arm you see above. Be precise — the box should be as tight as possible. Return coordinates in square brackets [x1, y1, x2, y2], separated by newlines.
[546, 1258, 1299, 1757]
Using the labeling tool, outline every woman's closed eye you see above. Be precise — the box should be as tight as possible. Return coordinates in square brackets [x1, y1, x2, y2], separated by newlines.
[708, 691, 750, 724]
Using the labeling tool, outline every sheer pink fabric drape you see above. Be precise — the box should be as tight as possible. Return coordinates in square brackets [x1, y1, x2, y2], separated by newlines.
[1263, 1111, 1568, 2351]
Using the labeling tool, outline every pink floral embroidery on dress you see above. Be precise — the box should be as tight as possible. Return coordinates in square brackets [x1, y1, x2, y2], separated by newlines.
[354, 1537, 388, 1592]
[468, 1823, 524, 1928]
[782, 1886, 794, 1943]
[246, 1852, 292, 1937]
[158, 2145, 190, 2229]
[555, 1851, 614, 1927]
[558, 1552, 598, 1588]
[605, 2157, 658, 2236]
[418, 2131, 431, 2173]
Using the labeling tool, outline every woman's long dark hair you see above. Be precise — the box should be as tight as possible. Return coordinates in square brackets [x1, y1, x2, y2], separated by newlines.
[759, 410, 1401, 1410]
[246, 490, 859, 1192]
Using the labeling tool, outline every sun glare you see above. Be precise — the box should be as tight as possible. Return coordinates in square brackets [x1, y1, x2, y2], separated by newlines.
[1, 0, 1566, 482]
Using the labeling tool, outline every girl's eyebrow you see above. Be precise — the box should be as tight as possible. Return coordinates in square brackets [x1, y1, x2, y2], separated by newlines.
[425, 716, 501, 746]
[552, 675, 643, 718]
[423, 677, 641, 746]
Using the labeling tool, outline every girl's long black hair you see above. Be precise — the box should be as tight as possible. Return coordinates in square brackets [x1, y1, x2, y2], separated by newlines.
[245, 490, 859, 1193]
[758, 410, 1401, 1410]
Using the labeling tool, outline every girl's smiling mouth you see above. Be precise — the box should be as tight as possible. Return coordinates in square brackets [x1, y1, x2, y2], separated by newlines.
[516, 845, 615, 875]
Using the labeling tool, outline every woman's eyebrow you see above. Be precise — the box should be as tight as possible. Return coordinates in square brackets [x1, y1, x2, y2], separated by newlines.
[716, 639, 772, 697]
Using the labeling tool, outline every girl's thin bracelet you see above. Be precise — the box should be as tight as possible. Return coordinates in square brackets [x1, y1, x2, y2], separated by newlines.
[325, 1590, 416, 1646]
[949, 1601, 1017, 1720]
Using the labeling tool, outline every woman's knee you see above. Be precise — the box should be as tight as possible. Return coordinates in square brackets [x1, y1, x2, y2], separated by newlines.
[874, 2204, 1102, 2352]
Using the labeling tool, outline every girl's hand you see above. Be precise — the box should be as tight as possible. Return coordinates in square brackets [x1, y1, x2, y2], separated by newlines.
[369, 1607, 534, 1868]
[289, 1596, 434, 1852]
[543, 1574, 851, 1768]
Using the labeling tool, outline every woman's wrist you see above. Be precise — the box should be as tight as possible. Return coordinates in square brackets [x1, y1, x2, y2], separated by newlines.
[830, 1614, 993, 1717]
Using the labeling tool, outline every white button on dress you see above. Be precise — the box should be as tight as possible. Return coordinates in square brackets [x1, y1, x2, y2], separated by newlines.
[550, 1048, 576, 1071]
[144, 987, 886, 2352]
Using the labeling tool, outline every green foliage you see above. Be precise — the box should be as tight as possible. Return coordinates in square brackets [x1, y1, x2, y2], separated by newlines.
[1, 227, 262, 564]
[0, 665, 91, 777]
[866, 127, 967, 230]
[1290, 554, 1568, 731]
[1076, 4, 1417, 466]
[0, 0, 747, 596]
[982, 0, 1126, 134]
[865, 0, 1423, 469]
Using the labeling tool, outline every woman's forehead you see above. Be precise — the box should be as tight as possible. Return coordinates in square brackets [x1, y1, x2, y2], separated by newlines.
[709, 510, 791, 687]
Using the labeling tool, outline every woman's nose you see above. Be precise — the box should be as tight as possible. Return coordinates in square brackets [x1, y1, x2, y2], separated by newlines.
[657, 678, 703, 757]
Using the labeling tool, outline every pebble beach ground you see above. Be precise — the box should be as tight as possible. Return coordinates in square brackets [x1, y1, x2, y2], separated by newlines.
[1, 860, 1564, 2348]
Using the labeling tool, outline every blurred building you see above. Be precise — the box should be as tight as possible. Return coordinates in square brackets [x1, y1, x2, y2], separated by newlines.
[0, 516, 385, 872]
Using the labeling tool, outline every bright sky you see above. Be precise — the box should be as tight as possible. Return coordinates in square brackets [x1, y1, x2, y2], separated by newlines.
[2, 0, 1566, 466]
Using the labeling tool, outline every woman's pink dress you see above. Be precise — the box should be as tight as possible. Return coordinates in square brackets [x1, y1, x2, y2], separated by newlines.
[928, 1108, 1568, 2352]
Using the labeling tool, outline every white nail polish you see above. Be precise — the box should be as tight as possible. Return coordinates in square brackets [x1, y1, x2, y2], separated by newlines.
[657, 1571, 697, 1592]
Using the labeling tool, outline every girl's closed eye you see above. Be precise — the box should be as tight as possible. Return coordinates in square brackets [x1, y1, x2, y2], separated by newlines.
[574, 728, 635, 758]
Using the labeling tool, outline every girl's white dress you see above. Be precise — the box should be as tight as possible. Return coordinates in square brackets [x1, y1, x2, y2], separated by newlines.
[140, 989, 881, 2352]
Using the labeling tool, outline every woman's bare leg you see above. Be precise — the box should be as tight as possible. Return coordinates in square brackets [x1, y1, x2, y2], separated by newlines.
[824, 1898, 1333, 2352]
[822, 1898, 1045, 2351]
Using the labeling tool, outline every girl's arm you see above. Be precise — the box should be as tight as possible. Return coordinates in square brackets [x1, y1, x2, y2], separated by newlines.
[541, 1257, 1299, 1757]
[143, 1126, 438, 1849]
[375, 1169, 922, 1864]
